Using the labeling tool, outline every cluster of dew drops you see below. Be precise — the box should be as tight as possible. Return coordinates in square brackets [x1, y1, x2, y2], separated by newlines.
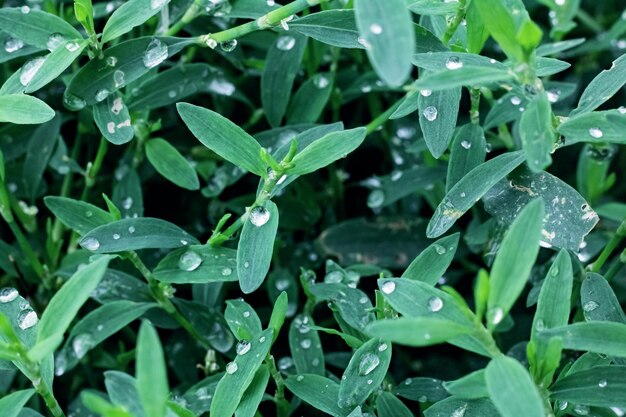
[0, 287, 39, 330]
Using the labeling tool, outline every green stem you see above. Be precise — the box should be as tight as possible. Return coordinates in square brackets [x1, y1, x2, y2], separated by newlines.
[591, 217, 626, 273]
[127, 251, 210, 348]
[365, 99, 402, 135]
[33, 376, 66, 417]
[266, 355, 290, 417]
[6, 221, 47, 280]
[198, 0, 330, 46]
[576, 9, 604, 35]
[442, 0, 467, 44]
[469, 88, 481, 124]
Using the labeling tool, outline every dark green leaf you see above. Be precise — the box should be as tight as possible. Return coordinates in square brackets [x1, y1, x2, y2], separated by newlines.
[224, 299, 262, 341]
[580, 273, 626, 323]
[401, 233, 459, 285]
[93, 92, 134, 145]
[520, 92, 554, 172]
[376, 392, 413, 417]
[25, 39, 87, 93]
[289, 314, 325, 375]
[146, 138, 199, 190]
[0, 8, 82, 49]
[424, 397, 500, 417]
[446, 124, 486, 192]
[284, 374, 348, 417]
[539, 322, 626, 358]
[291, 10, 363, 49]
[419, 87, 462, 159]
[550, 366, 626, 408]
[137, 322, 169, 417]
[235, 366, 270, 417]
[287, 73, 334, 124]
[153, 245, 237, 284]
[571, 53, 626, 116]
[44, 197, 114, 236]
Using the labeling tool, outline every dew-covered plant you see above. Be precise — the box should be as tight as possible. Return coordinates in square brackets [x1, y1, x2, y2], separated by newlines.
[1, 0, 626, 416]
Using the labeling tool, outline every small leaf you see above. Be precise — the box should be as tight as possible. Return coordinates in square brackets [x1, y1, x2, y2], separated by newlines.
[487, 199, 544, 330]
[0, 8, 82, 49]
[146, 138, 200, 190]
[520, 92, 554, 172]
[366, 317, 473, 347]
[224, 299, 262, 341]
[401, 233, 459, 286]
[419, 87, 462, 159]
[237, 201, 279, 294]
[581, 272, 626, 323]
[235, 366, 270, 417]
[559, 110, 626, 145]
[376, 392, 413, 417]
[45, 197, 114, 236]
[25, 39, 87, 93]
[394, 377, 449, 403]
[210, 329, 274, 417]
[268, 291, 288, 343]
[102, 0, 170, 43]
[291, 10, 363, 49]
[415, 66, 513, 91]
[287, 73, 334, 124]
[446, 124, 486, 191]
[485, 355, 544, 417]
[154, 245, 237, 284]
[355, 0, 415, 86]
[289, 128, 367, 175]
[550, 366, 626, 408]
[137, 322, 169, 417]
[426, 151, 526, 238]
[177, 102, 266, 176]
[338, 337, 392, 408]
[0, 94, 55, 124]
[289, 314, 325, 375]
[93, 92, 134, 145]
[22, 115, 60, 200]
[444, 370, 488, 399]
[571, 53, 626, 116]
[284, 374, 347, 417]
[0, 389, 36, 417]
[79, 218, 198, 253]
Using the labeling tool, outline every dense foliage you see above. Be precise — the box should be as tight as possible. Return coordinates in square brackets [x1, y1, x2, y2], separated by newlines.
[1, 0, 626, 416]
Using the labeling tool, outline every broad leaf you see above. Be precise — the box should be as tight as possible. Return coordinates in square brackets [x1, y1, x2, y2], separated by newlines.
[0, 94, 54, 124]
[485, 356, 544, 417]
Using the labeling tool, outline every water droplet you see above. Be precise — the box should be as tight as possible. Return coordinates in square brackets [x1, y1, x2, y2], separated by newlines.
[249, 206, 270, 226]
[278, 356, 293, 370]
[358, 353, 380, 376]
[300, 338, 311, 349]
[19, 57, 45, 86]
[220, 39, 237, 52]
[583, 300, 599, 312]
[243, 311, 251, 318]
[378, 343, 388, 352]
[18, 309, 38, 330]
[106, 56, 118, 67]
[111, 97, 123, 115]
[64, 94, 86, 111]
[357, 36, 370, 48]
[367, 379, 373, 385]
[420, 89, 432, 97]
[296, 375, 304, 382]
[267, 0, 275, 5]
[5, 36, 24, 53]
[428, 296, 444, 312]
[369, 23, 383, 35]
[95, 89, 110, 103]
[423, 106, 438, 122]
[143, 38, 168, 68]
[433, 244, 446, 255]
[82, 237, 100, 251]
[598, 379, 607, 388]
[461, 140, 471, 149]
[510, 96, 522, 105]
[259, 335, 266, 343]
[276, 35, 296, 51]
[114, 70, 125, 87]
[128, 226, 136, 234]
[72, 333, 95, 358]
[244, 261, 250, 268]
[178, 251, 202, 271]
[314, 75, 330, 89]
[0, 288, 19, 303]
[558, 400, 568, 410]
[618, 106, 626, 114]
[208, 79, 236, 96]
[66, 41, 80, 52]
[150, 0, 169, 9]
[573, 404, 590, 415]
[445, 56, 463, 70]
[367, 189, 385, 208]
[381, 281, 396, 294]
[391, 171, 403, 181]
[555, 0, 565, 5]
[122, 196, 133, 210]
[112, 233, 120, 240]
[588, 127, 603, 138]
[546, 89, 560, 103]
[221, 267, 233, 276]
[452, 404, 467, 417]
[21, 5, 30, 13]
[225, 361, 238, 374]
[489, 307, 504, 325]
[236, 340, 251, 355]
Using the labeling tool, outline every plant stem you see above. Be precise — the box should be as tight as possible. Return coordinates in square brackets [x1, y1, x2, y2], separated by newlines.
[33, 377, 66, 417]
[197, 0, 331, 47]
[604, 249, 626, 282]
[365, 99, 402, 135]
[442, 0, 467, 45]
[591, 217, 626, 273]
[266, 355, 290, 417]
[469, 88, 481, 124]
[6, 220, 47, 281]
[126, 251, 210, 348]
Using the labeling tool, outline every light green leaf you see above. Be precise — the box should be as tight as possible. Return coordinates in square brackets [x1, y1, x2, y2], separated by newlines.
[355, 0, 415, 86]
[210, 329, 274, 417]
[79, 218, 198, 253]
[137, 322, 169, 417]
[0, 94, 55, 124]
[267, 291, 288, 343]
[237, 201, 279, 294]
[426, 151, 526, 238]
[102, 0, 170, 43]
[25, 39, 88, 93]
[571, 53, 626, 116]
[289, 128, 366, 175]
[444, 370, 488, 399]
[366, 317, 472, 347]
[0, 389, 36, 417]
[487, 199, 543, 330]
[536, 57, 571, 76]
[485, 356, 544, 417]
[419, 87, 462, 158]
[291, 10, 363, 49]
[177, 102, 266, 176]
[408, 0, 458, 15]
[520, 92, 554, 172]
[0, 8, 83, 49]
[93, 92, 134, 145]
[446, 124, 486, 191]
[154, 245, 237, 284]
[412, 52, 507, 72]
[580, 273, 626, 323]
[146, 138, 199, 190]
[401, 233, 459, 286]
[550, 366, 626, 408]
[424, 397, 499, 417]
[261, 33, 307, 127]
[44, 196, 114, 236]
[539, 322, 626, 358]
[284, 374, 348, 417]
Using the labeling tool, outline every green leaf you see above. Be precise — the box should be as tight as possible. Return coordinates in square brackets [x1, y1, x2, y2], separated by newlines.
[580, 273, 626, 323]
[419, 88, 462, 158]
[22, 115, 60, 200]
[289, 314, 325, 375]
[237, 201, 279, 294]
[0, 389, 36, 417]
[446, 124, 486, 192]
[366, 317, 472, 347]
[65, 37, 194, 108]
[210, 328, 273, 417]
[44, 196, 114, 236]
[559, 110, 626, 145]
[550, 366, 626, 408]
[571, 54, 626, 116]
[284, 374, 348, 417]
[93, 92, 134, 145]
[0, 8, 83, 49]
[35, 255, 112, 354]
[376, 392, 413, 417]
[102, 0, 170, 43]
[426, 151, 526, 238]
[483, 166, 599, 251]
[485, 355, 544, 417]
[267, 291, 288, 343]
[309, 283, 375, 332]
[225, 299, 262, 341]
[235, 366, 270, 417]
[262, 33, 308, 127]
[355, 0, 415, 86]
[536, 57, 571, 77]
[401, 233, 459, 285]
[444, 370, 488, 399]
[289, 128, 367, 175]
[394, 377, 448, 403]
[146, 138, 199, 190]
[520, 92, 554, 172]
[378, 278, 494, 357]
[415, 66, 513, 91]
[0, 94, 55, 124]
[154, 245, 237, 284]
[74, 0, 95, 36]
[287, 73, 334, 124]
[105, 371, 146, 417]
[487, 198, 544, 330]
[79, 218, 198, 253]
[365, 166, 446, 209]
[424, 397, 500, 417]
[291, 10, 364, 49]
[338, 337, 392, 408]
[136, 322, 169, 417]
[407, 0, 458, 15]
[539, 322, 626, 358]
[177, 102, 266, 176]
[25, 39, 88, 93]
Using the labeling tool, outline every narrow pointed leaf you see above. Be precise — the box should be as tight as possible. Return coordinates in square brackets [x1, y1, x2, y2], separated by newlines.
[284, 374, 347, 417]
[146, 138, 199, 190]
[235, 366, 270, 417]
[550, 366, 626, 408]
[446, 124, 486, 191]
[25, 39, 88, 93]
[485, 356, 544, 417]
[289, 314, 325, 375]
[580, 272, 626, 323]
[571, 53, 626, 116]
[291, 10, 363, 49]
[0, 8, 82, 49]
[401, 233, 459, 285]
[419, 87, 462, 159]
[102, 0, 171, 43]
[539, 322, 626, 358]
[366, 317, 473, 347]
[520, 92, 554, 172]
[154, 245, 237, 284]
[93, 92, 134, 145]
[0, 389, 36, 417]
[44, 196, 114, 235]
[137, 322, 169, 417]
[376, 392, 413, 417]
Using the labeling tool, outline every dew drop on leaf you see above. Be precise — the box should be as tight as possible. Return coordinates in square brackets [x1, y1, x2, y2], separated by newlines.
[423, 106, 438, 122]
[0, 287, 19, 303]
[420, 89, 432, 97]
[225, 361, 238, 374]
[588, 127, 603, 138]
[358, 352, 380, 376]
[112, 233, 120, 240]
[150, 0, 169, 9]
[46, 33, 65, 51]
[178, 251, 202, 271]
[19, 57, 45, 86]
[510, 96, 522, 106]
[583, 300, 599, 312]
[4, 36, 24, 53]
[72, 333, 95, 359]
[428, 296, 444, 312]
[95, 89, 110, 103]
[367, 189, 385, 208]
[369, 23, 383, 35]
[445, 56, 463, 70]
[221, 267, 232, 276]
[106, 56, 118, 67]
[378, 343, 388, 352]
[276, 36, 296, 51]
[220, 39, 238, 52]
[300, 338, 311, 349]
[65, 41, 80, 52]
[143, 38, 168, 68]
[573, 404, 590, 415]
[381, 281, 396, 294]
[64, 94, 87, 111]
[452, 404, 468, 417]
[598, 379, 607, 388]
[18, 309, 38, 330]
[461, 140, 471, 149]
[249, 206, 270, 226]
[236, 340, 251, 355]
[434, 244, 447, 255]
[81, 237, 100, 251]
